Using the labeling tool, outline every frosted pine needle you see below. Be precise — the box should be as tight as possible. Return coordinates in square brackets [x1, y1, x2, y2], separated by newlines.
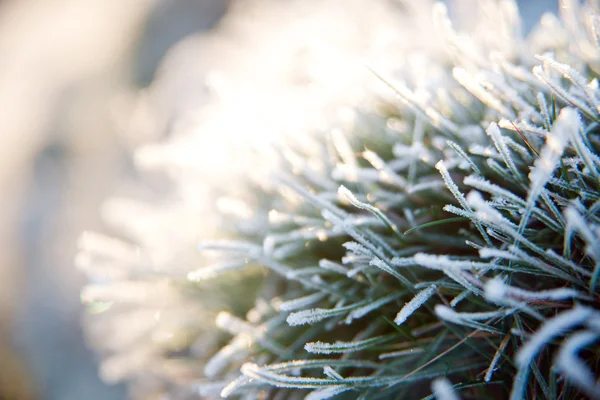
[78, 1, 600, 399]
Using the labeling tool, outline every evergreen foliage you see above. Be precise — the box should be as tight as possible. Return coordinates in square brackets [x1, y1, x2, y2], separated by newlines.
[79, 1, 600, 399]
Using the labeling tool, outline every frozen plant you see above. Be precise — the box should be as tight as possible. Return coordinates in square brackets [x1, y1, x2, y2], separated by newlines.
[78, 0, 600, 399]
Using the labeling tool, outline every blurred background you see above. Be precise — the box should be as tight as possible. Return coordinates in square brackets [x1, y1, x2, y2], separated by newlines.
[0, 0, 556, 399]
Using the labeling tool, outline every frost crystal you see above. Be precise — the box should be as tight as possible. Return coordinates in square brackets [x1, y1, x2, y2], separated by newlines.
[394, 284, 437, 326]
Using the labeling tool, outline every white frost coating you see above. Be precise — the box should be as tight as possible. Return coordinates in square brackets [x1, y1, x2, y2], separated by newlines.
[486, 122, 519, 177]
[569, 115, 600, 179]
[204, 334, 252, 378]
[412, 253, 448, 271]
[332, 165, 379, 183]
[503, 136, 533, 163]
[545, 249, 593, 278]
[450, 289, 471, 307]
[342, 241, 372, 256]
[537, 54, 599, 112]
[197, 240, 262, 256]
[434, 304, 503, 334]
[499, 118, 548, 137]
[305, 386, 351, 400]
[342, 254, 368, 265]
[485, 75, 536, 120]
[479, 248, 519, 260]
[533, 66, 596, 118]
[485, 278, 544, 320]
[347, 293, 399, 323]
[187, 260, 248, 281]
[515, 306, 594, 368]
[407, 179, 446, 193]
[469, 144, 500, 159]
[287, 301, 363, 326]
[537, 92, 551, 128]
[319, 259, 348, 275]
[413, 253, 489, 271]
[390, 257, 417, 267]
[346, 263, 371, 278]
[305, 341, 344, 355]
[508, 245, 574, 280]
[565, 207, 600, 261]
[506, 284, 582, 301]
[484, 278, 507, 302]
[338, 185, 368, 210]
[555, 330, 600, 399]
[466, 191, 509, 226]
[394, 284, 437, 325]
[338, 185, 402, 242]
[215, 311, 261, 337]
[436, 160, 470, 211]
[305, 335, 391, 354]
[369, 257, 411, 285]
[279, 292, 327, 312]
[322, 366, 343, 381]
[453, 67, 514, 118]
[447, 141, 481, 175]
[216, 311, 240, 330]
[369, 67, 460, 137]
[273, 241, 306, 260]
[443, 204, 473, 219]
[240, 363, 332, 389]
[484, 277, 584, 301]
[523, 108, 576, 230]
[263, 236, 277, 257]
[268, 211, 323, 227]
[442, 266, 482, 297]
[193, 381, 227, 397]
[431, 377, 460, 400]
[287, 308, 331, 326]
[220, 376, 251, 398]
[435, 305, 512, 321]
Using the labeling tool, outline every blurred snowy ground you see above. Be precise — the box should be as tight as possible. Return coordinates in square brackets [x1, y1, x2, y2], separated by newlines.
[0, 1, 555, 399]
